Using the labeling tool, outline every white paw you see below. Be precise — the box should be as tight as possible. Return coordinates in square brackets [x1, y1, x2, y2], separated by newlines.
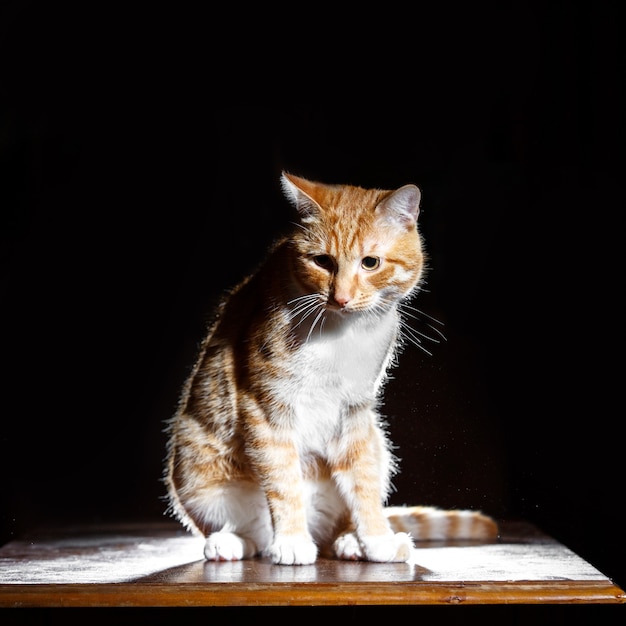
[333, 531, 364, 561]
[204, 532, 256, 561]
[268, 534, 318, 565]
[360, 532, 414, 562]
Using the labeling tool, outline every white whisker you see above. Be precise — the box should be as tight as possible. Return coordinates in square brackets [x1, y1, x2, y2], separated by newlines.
[306, 307, 326, 344]
[399, 323, 433, 356]
[424, 322, 447, 342]
[400, 303, 445, 327]
[318, 314, 327, 337]
[395, 302, 446, 355]
[288, 294, 321, 328]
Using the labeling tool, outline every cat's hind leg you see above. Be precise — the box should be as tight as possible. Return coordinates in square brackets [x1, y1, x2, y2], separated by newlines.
[333, 530, 413, 562]
[181, 482, 274, 561]
[204, 532, 258, 561]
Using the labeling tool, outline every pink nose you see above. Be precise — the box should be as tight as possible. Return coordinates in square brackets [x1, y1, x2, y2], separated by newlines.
[333, 294, 351, 308]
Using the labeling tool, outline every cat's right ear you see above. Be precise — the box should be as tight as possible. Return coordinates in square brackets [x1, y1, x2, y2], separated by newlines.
[280, 172, 321, 221]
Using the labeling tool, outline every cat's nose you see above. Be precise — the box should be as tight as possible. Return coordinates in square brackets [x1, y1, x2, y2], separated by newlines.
[332, 276, 354, 308]
[332, 294, 351, 308]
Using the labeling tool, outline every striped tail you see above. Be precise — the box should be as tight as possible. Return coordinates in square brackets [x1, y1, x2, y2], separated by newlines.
[384, 505, 498, 541]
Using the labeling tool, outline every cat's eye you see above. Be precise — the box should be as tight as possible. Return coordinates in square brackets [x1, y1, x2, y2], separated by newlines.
[313, 255, 334, 270]
[361, 256, 381, 270]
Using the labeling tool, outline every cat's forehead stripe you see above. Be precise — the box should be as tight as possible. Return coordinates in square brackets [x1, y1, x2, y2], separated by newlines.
[327, 218, 364, 258]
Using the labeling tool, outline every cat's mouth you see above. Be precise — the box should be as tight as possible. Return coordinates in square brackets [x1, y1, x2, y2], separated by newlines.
[325, 300, 360, 315]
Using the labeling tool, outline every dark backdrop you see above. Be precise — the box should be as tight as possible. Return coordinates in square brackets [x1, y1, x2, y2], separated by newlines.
[1, 1, 624, 597]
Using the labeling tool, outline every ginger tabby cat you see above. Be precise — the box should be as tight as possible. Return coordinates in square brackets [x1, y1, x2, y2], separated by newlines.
[165, 172, 497, 565]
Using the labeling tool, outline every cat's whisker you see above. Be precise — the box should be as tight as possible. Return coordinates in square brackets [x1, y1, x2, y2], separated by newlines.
[404, 321, 443, 344]
[368, 301, 393, 322]
[305, 307, 326, 344]
[288, 292, 331, 342]
[289, 300, 315, 320]
[424, 322, 447, 342]
[290, 300, 324, 330]
[318, 313, 327, 337]
[299, 307, 323, 330]
[287, 294, 316, 312]
[399, 324, 434, 356]
[399, 303, 445, 327]
[287, 293, 316, 306]
[398, 304, 447, 343]
[288, 294, 320, 322]
[396, 308, 445, 356]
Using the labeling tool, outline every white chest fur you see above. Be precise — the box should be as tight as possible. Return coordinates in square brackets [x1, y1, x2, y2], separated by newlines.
[305, 314, 395, 392]
[275, 310, 398, 453]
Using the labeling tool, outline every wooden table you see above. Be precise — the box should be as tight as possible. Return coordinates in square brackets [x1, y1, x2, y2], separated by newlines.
[0, 520, 623, 606]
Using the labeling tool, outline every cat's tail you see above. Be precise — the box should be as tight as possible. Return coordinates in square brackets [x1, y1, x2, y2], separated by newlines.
[384, 505, 498, 541]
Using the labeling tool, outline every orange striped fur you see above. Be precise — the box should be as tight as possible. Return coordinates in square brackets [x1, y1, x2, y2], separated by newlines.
[164, 172, 498, 565]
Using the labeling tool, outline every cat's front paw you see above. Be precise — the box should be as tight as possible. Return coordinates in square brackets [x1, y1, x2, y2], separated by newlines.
[204, 532, 257, 561]
[360, 532, 414, 563]
[268, 534, 318, 565]
[333, 531, 364, 561]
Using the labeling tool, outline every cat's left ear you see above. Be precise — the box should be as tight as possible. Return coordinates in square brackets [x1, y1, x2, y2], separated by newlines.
[376, 185, 421, 229]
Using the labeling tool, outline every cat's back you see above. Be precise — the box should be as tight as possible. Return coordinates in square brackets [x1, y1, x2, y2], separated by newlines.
[199, 238, 293, 352]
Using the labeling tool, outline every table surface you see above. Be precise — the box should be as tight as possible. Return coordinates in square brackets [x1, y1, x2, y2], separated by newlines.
[0, 520, 624, 606]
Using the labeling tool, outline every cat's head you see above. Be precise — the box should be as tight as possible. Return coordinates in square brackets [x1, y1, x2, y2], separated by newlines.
[281, 172, 425, 318]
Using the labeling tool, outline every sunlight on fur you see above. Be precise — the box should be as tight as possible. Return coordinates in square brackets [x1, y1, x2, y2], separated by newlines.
[164, 172, 498, 565]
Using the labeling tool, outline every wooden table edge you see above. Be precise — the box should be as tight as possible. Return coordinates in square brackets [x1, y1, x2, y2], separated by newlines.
[1, 580, 624, 607]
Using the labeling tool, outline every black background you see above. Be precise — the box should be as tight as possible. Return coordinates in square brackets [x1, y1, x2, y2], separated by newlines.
[1, 0, 624, 615]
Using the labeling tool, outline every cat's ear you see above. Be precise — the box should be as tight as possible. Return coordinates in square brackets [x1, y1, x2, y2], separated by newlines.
[280, 171, 322, 220]
[376, 185, 421, 229]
